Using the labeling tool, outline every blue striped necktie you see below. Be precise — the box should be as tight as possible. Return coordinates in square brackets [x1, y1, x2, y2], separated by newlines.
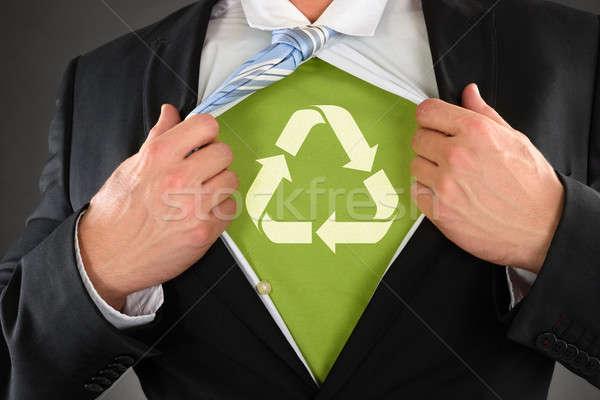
[189, 26, 337, 116]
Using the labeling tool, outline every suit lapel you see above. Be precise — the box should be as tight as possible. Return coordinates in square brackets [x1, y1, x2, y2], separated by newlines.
[317, 1, 499, 397]
[141, 1, 216, 133]
[423, 0, 500, 107]
[141, 1, 317, 389]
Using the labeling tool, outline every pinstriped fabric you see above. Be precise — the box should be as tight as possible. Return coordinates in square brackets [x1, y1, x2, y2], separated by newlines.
[189, 26, 336, 115]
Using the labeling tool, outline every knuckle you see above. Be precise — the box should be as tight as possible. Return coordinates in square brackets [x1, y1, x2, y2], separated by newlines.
[145, 141, 168, 162]
[436, 174, 455, 199]
[195, 113, 219, 136]
[226, 170, 240, 189]
[444, 145, 469, 168]
[433, 203, 450, 223]
[412, 182, 432, 202]
[190, 225, 212, 248]
[225, 197, 238, 212]
[410, 181, 419, 199]
[208, 170, 239, 192]
[463, 116, 493, 137]
[411, 129, 424, 151]
[213, 142, 234, 163]
[515, 130, 531, 145]
[218, 198, 238, 220]
[163, 170, 189, 190]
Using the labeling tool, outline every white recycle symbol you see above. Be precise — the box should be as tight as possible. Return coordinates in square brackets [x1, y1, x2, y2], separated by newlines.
[245, 105, 399, 253]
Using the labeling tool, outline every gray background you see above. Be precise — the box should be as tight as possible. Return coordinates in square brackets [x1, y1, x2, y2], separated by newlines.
[1, 0, 599, 399]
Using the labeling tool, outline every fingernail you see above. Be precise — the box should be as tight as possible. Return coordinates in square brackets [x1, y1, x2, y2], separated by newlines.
[473, 83, 480, 97]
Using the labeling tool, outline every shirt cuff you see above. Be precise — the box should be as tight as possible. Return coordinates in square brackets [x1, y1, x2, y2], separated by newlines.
[74, 211, 164, 329]
[505, 266, 537, 309]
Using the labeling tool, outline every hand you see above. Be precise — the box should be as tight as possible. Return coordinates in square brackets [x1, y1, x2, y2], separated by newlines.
[410, 84, 564, 273]
[78, 105, 238, 310]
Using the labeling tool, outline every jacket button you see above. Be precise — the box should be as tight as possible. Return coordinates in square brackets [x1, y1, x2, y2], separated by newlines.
[572, 350, 590, 370]
[583, 357, 600, 376]
[107, 363, 128, 374]
[83, 383, 104, 393]
[550, 339, 568, 358]
[91, 376, 113, 387]
[98, 369, 120, 380]
[562, 344, 579, 363]
[114, 355, 135, 367]
[536, 332, 556, 353]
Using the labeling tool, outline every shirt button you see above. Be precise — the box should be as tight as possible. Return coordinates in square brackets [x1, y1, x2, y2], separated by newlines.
[256, 280, 272, 295]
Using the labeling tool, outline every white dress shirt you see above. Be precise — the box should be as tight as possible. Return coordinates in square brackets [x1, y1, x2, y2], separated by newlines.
[75, 0, 537, 381]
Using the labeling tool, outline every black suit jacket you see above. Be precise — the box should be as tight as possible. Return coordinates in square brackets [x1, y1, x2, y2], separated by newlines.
[1, 0, 600, 399]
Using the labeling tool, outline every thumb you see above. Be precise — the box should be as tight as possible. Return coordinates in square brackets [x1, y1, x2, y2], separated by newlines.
[146, 104, 182, 141]
[462, 83, 511, 128]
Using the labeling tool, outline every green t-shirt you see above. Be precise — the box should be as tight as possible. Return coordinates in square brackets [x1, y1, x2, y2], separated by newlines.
[217, 58, 420, 382]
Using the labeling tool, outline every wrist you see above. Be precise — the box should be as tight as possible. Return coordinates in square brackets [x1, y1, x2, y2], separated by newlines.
[517, 177, 565, 274]
[84, 267, 128, 311]
[78, 211, 129, 311]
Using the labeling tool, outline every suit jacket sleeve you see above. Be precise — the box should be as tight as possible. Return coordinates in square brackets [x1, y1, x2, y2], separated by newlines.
[507, 14, 600, 388]
[0, 58, 158, 399]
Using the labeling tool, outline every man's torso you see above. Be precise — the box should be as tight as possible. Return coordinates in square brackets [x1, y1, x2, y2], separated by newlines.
[65, 0, 598, 398]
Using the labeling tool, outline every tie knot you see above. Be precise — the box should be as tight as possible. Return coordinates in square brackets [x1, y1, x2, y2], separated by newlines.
[272, 26, 336, 61]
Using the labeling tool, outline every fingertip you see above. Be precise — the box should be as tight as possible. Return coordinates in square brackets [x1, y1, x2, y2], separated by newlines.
[147, 104, 182, 141]
[188, 112, 216, 123]
[461, 83, 482, 109]
[465, 83, 479, 97]
[162, 104, 183, 123]
[461, 84, 512, 127]
[161, 103, 179, 116]
[189, 113, 219, 136]
[205, 113, 219, 131]
[416, 98, 431, 113]
[462, 82, 476, 100]
[415, 98, 436, 121]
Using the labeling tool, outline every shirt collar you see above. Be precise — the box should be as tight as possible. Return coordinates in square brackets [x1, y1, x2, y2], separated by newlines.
[240, 0, 389, 36]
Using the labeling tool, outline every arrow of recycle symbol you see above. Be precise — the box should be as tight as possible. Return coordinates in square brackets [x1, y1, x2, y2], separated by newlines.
[245, 105, 399, 253]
